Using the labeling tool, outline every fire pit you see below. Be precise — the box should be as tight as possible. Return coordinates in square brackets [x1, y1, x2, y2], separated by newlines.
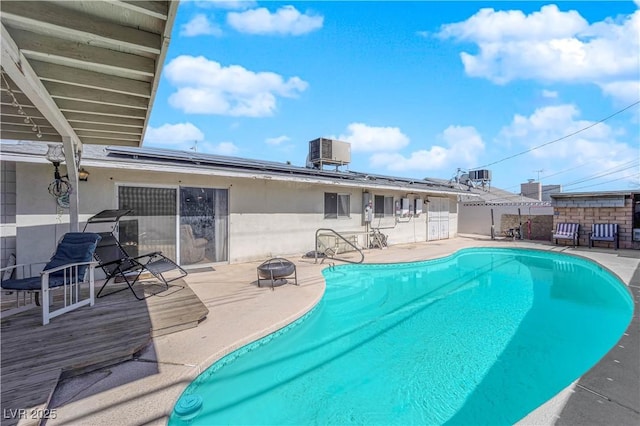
[257, 258, 298, 289]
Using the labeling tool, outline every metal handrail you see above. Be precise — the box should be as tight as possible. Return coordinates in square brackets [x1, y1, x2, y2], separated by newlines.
[314, 228, 365, 264]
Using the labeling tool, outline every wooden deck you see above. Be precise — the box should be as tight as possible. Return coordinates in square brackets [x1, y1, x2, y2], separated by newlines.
[0, 280, 208, 426]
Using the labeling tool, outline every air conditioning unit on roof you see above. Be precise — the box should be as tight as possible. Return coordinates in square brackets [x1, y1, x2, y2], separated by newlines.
[308, 138, 351, 168]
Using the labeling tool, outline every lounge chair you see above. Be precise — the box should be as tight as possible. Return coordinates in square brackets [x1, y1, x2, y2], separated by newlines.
[0, 232, 101, 325]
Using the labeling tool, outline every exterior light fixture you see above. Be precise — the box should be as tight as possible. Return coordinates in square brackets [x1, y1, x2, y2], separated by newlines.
[45, 143, 65, 165]
[45, 144, 71, 198]
[78, 168, 90, 182]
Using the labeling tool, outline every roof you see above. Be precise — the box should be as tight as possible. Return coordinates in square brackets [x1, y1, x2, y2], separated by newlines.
[0, 140, 476, 197]
[427, 177, 546, 205]
[0, 0, 178, 147]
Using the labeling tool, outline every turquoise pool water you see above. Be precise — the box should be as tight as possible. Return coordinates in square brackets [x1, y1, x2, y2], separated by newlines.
[170, 248, 633, 425]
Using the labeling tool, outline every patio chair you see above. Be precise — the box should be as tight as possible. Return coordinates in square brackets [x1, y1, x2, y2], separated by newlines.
[93, 232, 188, 300]
[589, 223, 619, 250]
[0, 232, 101, 325]
[552, 223, 580, 247]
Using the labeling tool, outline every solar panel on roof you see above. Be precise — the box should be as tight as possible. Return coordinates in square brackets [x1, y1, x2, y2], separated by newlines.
[104, 146, 464, 193]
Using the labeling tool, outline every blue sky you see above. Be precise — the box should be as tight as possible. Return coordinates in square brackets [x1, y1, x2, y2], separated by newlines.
[144, 0, 640, 193]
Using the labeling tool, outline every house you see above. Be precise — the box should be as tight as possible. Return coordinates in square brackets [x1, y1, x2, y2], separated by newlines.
[550, 191, 640, 249]
[1, 140, 475, 269]
[0, 0, 180, 267]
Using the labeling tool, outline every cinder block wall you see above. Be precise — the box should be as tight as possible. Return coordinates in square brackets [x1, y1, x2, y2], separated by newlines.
[501, 214, 553, 240]
[552, 195, 636, 249]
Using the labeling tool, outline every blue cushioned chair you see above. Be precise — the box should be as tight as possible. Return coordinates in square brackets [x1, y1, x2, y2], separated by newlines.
[1, 232, 101, 325]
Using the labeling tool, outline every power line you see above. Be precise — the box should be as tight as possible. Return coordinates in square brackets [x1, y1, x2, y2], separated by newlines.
[476, 160, 639, 203]
[562, 161, 639, 188]
[569, 173, 640, 191]
[472, 100, 640, 170]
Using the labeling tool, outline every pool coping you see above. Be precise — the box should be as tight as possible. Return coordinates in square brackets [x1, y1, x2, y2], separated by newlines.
[45, 236, 639, 425]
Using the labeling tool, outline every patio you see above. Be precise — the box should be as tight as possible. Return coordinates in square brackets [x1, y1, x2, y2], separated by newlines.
[0, 279, 208, 426]
[1, 235, 638, 426]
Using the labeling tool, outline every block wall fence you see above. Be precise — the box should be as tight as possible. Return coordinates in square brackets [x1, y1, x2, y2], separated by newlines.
[552, 195, 638, 250]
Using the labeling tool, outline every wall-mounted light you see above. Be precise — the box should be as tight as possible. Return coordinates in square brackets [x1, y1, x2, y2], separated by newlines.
[78, 168, 90, 182]
[45, 144, 71, 198]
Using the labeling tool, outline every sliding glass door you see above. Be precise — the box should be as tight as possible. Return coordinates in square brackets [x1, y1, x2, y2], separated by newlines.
[180, 187, 228, 265]
[117, 185, 229, 266]
[118, 186, 178, 260]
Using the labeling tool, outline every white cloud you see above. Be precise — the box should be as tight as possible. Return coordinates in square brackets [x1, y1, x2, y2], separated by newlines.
[600, 80, 640, 104]
[164, 55, 308, 117]
[212, 141, 239, 155]
[541, 89, 558, 99]
[227, 5, 323, 35]
[144, 123, 205, 150]
[439, 5, 588, 43]
[438, 5, 640, 103]
[143, 122, 239, 156]
[336, 122, 409, 152]
[265, 135, 290, 146]
[180, 14, 223, 37]
[369, 125, 484, 172]
[497, 105, 638, 184]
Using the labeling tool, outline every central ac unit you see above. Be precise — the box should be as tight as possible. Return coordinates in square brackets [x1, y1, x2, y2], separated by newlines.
[309, 138, 351, 167]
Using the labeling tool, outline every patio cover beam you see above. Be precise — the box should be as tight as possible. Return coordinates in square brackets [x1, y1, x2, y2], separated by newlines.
[1, 23, 81, 231]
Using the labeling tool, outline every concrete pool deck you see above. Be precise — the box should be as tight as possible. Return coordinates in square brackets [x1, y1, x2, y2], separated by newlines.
[46, 235, 639, 425]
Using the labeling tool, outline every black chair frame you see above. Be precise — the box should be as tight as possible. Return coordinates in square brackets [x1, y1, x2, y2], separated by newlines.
[85, 209, 187, 300]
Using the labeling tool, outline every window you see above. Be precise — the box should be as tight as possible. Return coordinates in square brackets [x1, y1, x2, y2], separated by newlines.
[324, 192, 350, 218]
[374, 195, 394, 218]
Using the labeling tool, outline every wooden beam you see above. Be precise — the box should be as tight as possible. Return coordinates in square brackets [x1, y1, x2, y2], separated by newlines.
[63, 111, 144, 127]
[0, 89, 35, 108]
[9, 28, 155, 78]
[43, 81, 149, 109]
[1, 23, 81, 145]
[117, 0, 169, 20]
[55, 99, 147, 118]
[1, 114, 51, 126]
[1, 1, 161, 55]
[0, 130, 62, 142]
[78, 137, 141, 146]
[61, 136, 80, 232]
[74, 130, 140, 141]
[30, 60, 151, 97]
[69, 123, 142, 135]
[0, 123, 56, 134]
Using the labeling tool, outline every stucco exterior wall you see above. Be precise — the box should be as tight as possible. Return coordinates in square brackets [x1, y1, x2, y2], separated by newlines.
[552, 195, 637, 249]
[10, 162, 459, 266]
[1, 161, 17, 269]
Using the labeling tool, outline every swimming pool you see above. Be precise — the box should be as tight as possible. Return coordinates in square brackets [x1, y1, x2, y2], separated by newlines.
[170, 248, 633, 425]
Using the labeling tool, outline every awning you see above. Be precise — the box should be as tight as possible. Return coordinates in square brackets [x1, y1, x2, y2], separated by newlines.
[1, 0, 178, 148]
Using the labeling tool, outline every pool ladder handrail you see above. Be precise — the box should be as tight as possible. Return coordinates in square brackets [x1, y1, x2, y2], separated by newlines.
[314, 228, 365, 264]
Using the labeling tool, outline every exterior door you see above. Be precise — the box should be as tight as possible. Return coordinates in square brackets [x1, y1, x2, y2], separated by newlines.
[118, 186, 178, 261]
[179, 187, 228, 265]
[427, 197, 450, 241]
